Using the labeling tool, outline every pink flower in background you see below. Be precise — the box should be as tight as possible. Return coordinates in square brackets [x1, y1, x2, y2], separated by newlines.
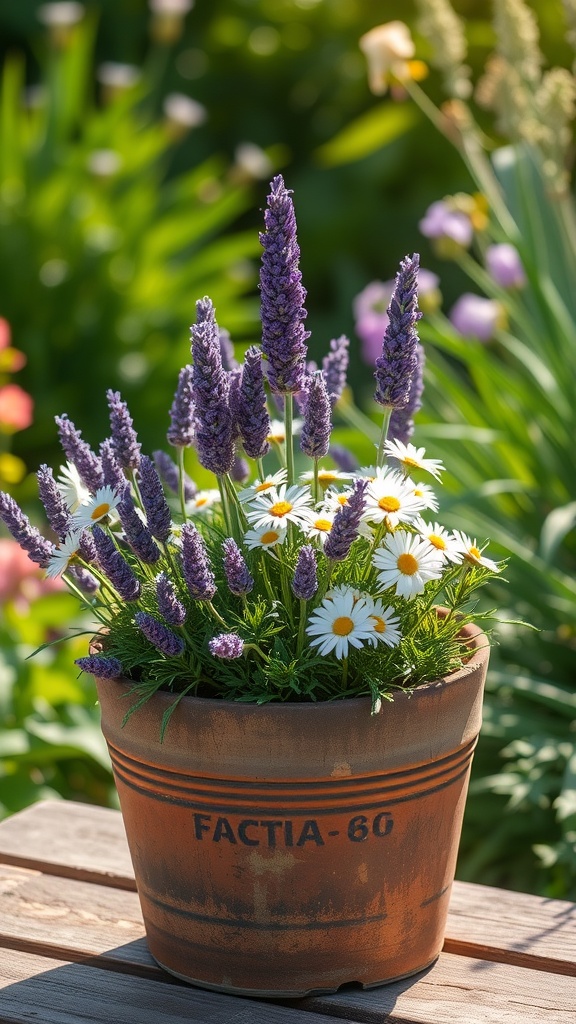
[0, 538, 62, 612]
[449, 293, 501, 342]
[353, 269, 440, 364]
[419, 200, 473, 248]
[0, 384, 34, 432]
[486, 243, 526, 289]
[0, 318, 10, 350]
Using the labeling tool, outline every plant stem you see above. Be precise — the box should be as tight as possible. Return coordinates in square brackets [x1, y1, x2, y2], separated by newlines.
[338, 397, 380, 444]
[342, 656, 348, 690]
[177, 447, 187, 522]
[207, 601, 227, 627]
[297, 598, 308, 656]
[376, 408, 392, 468]
[284, 392, 295, 486]
[217, 476, 234, 539]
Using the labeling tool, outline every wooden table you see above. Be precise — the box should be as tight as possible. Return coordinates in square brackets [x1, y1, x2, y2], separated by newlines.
[0, 801, 574, 1023]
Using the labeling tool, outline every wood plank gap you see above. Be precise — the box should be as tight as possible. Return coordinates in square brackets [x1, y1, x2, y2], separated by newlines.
[443, 936, 576, 978]
[0, 854, 136, 892]
[0, 933, 177, 985]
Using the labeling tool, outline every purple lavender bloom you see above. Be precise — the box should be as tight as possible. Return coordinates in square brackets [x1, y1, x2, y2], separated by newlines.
[37, 464, 71, 540]
[106, 390, 141, 470]
[449, 293, 500, 342]
[156, 572, 187, 626]
[259, 175, 310, 394]
[328, 444, 359, 473]
[92, 524, 141, 601]
[153, 450, 197, 501]
[100, 439, 126, 492]
[230, 454, 249, 483]
[237, 347, 270, 460]
[209, 633, 244, 659]
[292, 545, 318, 600]
[117, 492, 161, 564]
[181, 521, 216, 600]
[135, 611, 185, 658]
[138, 455, 172, 543]
[374, 254, 422, 410]
[190, 297, 235, 476]
[167, 365, 195, 448]
[486, 244, 526, 289]
[354, 271, 439, 365]
[227, 366, 243, 441]
[419, 200, 473, 247]
[222, 537, 254, 596]
[219, 327, 238, 370]
[78, 529, 97, 564]
[323, 479, 368, 562]
[300, 371, 332, 460]
[75, 655, 123, 678]
[68, 565, 99, 594]
[55, 415, 103, 493]
[322, 335, 349, 407]
[0, 491, 54, 568]
[388, 342, 425, 446]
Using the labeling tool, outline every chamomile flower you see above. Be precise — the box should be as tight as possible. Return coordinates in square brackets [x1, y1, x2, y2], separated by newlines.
[245, 484, 314, 530]
[383, 440, 444, 481]
[322, 487, 353, 512]
[57, 462, 91, 511]
[411, 481, 439, 513]
[238, 468, 287, 504]
[70, 486, 120, 531]
[185, 489, 220, 514]
[373, 532, 443, 599]
[244, 524, 287, 551]
[299, 468, 353, 489]
[364, 597, 402, 648]
[452, 531, 500, 571]
[325, 583, 370, 603]
[306, 511, 335, 546]
[45, 532, 81, 579]
[267, 418, 303, 444]
[414, 519, 464, 563]
[306, 588, 376, 659]
[363, 472, 426, 528]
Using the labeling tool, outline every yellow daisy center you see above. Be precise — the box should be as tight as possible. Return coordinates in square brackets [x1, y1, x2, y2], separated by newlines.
[313, 518, 332, 532]
[195, 497, 208, 507]
[332, 615, 354, 636]
[336, 495, 349, 506]
[403, 457, 420, 468]
[469, 545, 481, 559]
[318, 471, 338, 483]
[429, 534, 446, 550]
[255, 480, 274, 493]
[261, 530, 280, 545]
[371, 615, 387, 634]
[270, 500, 293, 517]
[91, 502, 111, 520]
[414, 488, 424, 496]
[397, 552, 419, 575]
[378, 495, 401, 513]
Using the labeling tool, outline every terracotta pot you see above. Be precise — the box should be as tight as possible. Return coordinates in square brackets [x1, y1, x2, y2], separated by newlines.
[95, 619, 489, 997]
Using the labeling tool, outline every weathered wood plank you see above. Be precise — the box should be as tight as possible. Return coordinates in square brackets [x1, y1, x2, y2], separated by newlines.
[0, 948, 352, 1024]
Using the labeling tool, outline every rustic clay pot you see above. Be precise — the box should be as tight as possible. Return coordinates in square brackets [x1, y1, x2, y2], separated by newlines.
[95, 620, 489, 997]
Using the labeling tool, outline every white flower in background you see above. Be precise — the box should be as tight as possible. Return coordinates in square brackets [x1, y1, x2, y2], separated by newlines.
[363, 472, 426, 528]
[244, 524, 287, 551]
[267, 418, 303, 444]
[245, 484, 314, 530]
[414, 519, 465, 563]
[239, 468, 287, 504]
[305, 511, 335, 547]
[163, 93, 207, 129]
[373, 532, 444, 599]
[45, 532, 81, 578]
[57, 462, 91, 512]
[452, 531, 501, 571]
[38, 2, 84, 27]
[306, 588, 376, 659]
[364, 597, 402, 648]
[71, 486, 120, 531]
[359, 21, 416, 95]
[383, 440, 444, 481]
[97, 62, 141, 89]
[322, 486, 353, 512]
[411, 481, 439, 512]
[185, 489, 220, 514]
[234, 142, 273, 181]
[325, 584, 371, 604]
[300, 468, 353, 488]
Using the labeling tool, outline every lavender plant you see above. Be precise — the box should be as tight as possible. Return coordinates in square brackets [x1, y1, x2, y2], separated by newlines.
[0, 177, 501, 715]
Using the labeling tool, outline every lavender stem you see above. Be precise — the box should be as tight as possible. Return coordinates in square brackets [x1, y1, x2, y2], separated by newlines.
[376, 408, 392, 469]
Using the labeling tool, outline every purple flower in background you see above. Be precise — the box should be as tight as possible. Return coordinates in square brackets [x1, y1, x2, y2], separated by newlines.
[37, 464, 71, 540]
[227, 366, 243, 441]
[92, 524, 141, 601]
[153, 450, 197, 501]
[75, 655, 123, 678]
[354, 270, 438, 366]
[388, 342, 425, 446]
[230, 454, 250, 483]
[100, 439, 126, 492]
[181, 521, 216, 600]
[0, 491, 54, 568]
[419, 200, 473, 247]
[209, 633, 245, 659]
[300, 371, 332, 459]
[486, 244, 526, 289]
[222, 537, 254, 596]
[55, 415, 103, 493]
[167, 365, 195, 448]
[450, 293, 501, 342]
[324, 479, 367, 562]
[190, 297, 235, 476]
[259, 175, 310, 394]
[219, 327, 238, 371]
[329, 444, 359, 473]
[374, 254, 422, 409]
[322, 335, 349, 407]
[117, 492, 161, 564]
[68, 565, 99, 594]
[237, 347, 270, 460]
[156, 572, 187, 626]
[138, 455, 172, 542]
[106, 390, 141, 470]
[135, 611, 184, 658]
[292, 545, 318, 600]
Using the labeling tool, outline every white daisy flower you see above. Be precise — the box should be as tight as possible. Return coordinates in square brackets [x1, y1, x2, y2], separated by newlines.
[363, 472, 427, 528]
[452, 531, 501, 572]
[299, 468, 353, 488]
[185, 489, 221, 514]
[364, 597, 402, 648]
[305, 512, 335, 546]
[411, 481, 439, 512]
[373, 532, 444, 600]
[383, 440, 444, 481]
[70, 486, 120, 531]
[245, 484, 314, 530]
[238, 469, 287, 504]
[57, 462, 91, 511]
[244, 524, 287, 550]
[45, 532, 81, 579]
[414, 519, 464, 563]
[306, 588, 376, 659]
[324, 584, 371, 604]
[356, 464, 398, 483]
[267, 418, 303, 444]
[322, 487, 353, 512]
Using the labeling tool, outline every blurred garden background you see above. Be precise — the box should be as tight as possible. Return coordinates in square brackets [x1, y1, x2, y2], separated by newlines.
[1, 0, 575, 899]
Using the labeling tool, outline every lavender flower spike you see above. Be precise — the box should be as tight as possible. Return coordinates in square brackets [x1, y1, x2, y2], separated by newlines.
[100, 438, 127, 492]
[75, 655, 123, 678]
[190, 297, 235, 476]
[167, 365, 195, 448]
[0, 491, 54, 568]
[259, 175, 310, 394]
[55, 414, 104, 493]
[222, 537, 254, 596]
[292, 545, 318, 601]
[68, 565, 99, 594]
[153, 450, 197, 500]
[138, 455, 172, 543]
[92, 524, 141, 601]
[106, 390, 141, 470]
[389, 342, 425, 446]
[209, 633, 244, 659]
[37, 464, 71, 540]
[322, 334, 349, 407]
[117, 491, 161, 564]
[374, 254, 422, 410]
[300, 371, 331, 459]
[156, 572, 187, 626]
[324, 479, 368, 562]
[181, 522, 216, 601]
[135, 611, 185, 658]
[237, 346, 270, 460]
[329, 444, 359, 473]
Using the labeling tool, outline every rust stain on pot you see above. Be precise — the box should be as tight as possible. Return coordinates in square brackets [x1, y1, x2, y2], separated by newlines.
[247, 850, 297, 877]
[331, 761, 352, 777]
[357, 862, 369, 885]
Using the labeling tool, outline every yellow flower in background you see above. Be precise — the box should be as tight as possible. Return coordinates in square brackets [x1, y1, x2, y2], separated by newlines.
[0, 452, 26, 486]
[360, 22, 427, 96]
